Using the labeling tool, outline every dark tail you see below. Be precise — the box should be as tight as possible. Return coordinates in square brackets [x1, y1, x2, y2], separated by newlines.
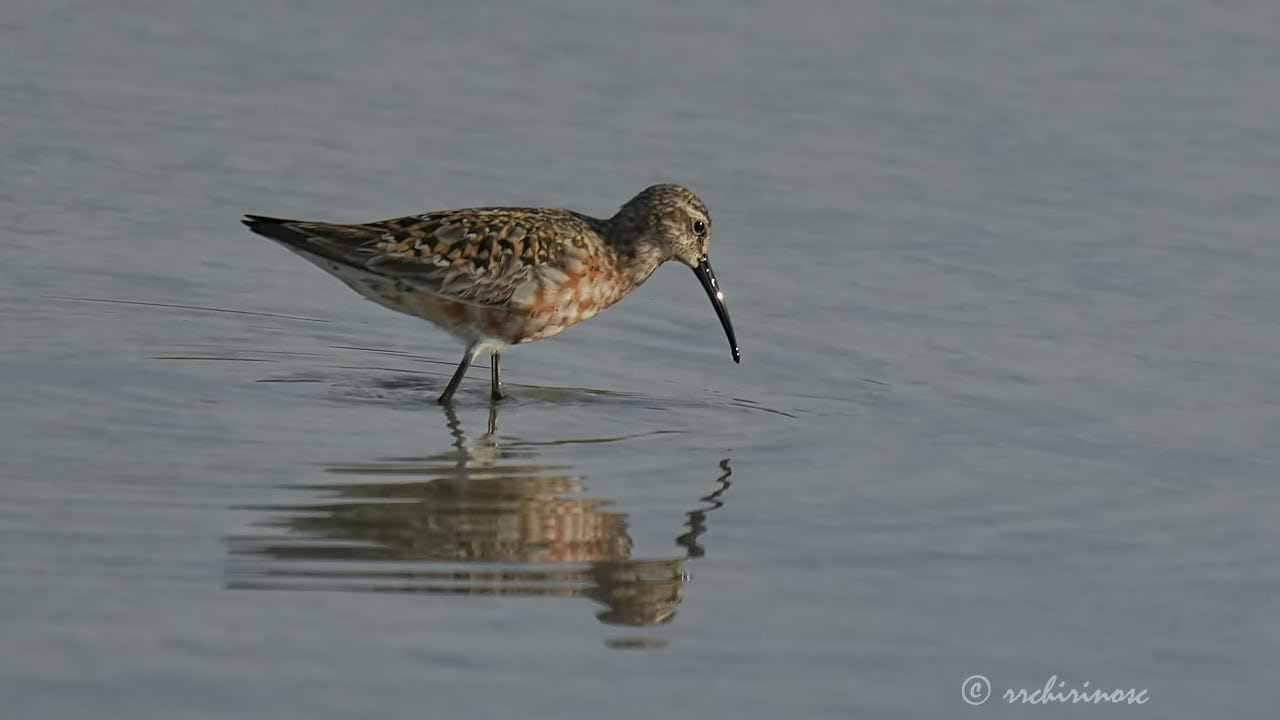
[242, 214, 385, 271]
[242, 214, 311, 247]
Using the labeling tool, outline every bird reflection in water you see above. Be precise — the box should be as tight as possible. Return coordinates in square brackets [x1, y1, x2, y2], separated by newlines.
[229, 405, 731, 636]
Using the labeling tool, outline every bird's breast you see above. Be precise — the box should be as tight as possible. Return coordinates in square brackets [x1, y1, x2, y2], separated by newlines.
[506, 270, 631, 343]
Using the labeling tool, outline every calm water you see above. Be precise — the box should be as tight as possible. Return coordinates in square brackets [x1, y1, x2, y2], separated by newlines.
[4, 1, 1280, 717]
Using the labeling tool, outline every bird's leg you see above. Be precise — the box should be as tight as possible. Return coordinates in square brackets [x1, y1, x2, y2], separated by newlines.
[490, 352, 506, 401]
[438, 344, 481, 405]
[485, 403, 498, 435]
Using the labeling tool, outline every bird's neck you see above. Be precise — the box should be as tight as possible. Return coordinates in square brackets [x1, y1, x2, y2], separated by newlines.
[595, 210, 670, 292]
[609, 233, 668, 290]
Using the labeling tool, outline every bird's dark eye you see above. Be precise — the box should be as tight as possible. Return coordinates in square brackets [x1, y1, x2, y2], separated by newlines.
[693, 220, 707, 236]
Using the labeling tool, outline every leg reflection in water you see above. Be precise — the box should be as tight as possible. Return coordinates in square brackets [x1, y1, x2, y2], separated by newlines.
[228, 403, 733, 635]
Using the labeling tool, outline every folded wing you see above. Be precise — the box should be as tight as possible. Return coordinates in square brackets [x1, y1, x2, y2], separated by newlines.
[243, 208, 601, 308]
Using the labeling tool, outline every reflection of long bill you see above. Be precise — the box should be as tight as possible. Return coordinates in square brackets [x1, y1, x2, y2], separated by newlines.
[693, 255, 741, 363]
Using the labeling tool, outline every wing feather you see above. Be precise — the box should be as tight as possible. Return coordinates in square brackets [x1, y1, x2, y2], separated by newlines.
[244, 208, 607, 307]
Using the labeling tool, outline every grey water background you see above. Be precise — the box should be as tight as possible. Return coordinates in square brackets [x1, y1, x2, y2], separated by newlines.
[3, 0, 1280, 717]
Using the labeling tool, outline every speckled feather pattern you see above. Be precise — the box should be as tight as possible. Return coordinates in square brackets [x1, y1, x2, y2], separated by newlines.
[244, 184, 710, 347]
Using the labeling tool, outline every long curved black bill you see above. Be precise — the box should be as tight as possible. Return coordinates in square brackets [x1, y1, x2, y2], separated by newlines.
[693, 255, 740, 363]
